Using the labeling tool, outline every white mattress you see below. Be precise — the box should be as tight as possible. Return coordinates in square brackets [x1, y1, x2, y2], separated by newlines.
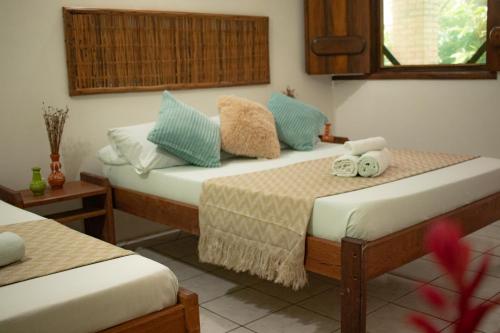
[104, 143, 500, 242]
[0, 201, 179, 333]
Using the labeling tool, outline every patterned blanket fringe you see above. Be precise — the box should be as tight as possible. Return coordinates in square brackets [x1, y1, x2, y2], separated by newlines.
[198, 228, 308, 290]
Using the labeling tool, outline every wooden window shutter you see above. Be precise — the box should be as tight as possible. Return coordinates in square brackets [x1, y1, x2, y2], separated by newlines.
[488, 0, 500, 71]
[304, 0, 372, 75]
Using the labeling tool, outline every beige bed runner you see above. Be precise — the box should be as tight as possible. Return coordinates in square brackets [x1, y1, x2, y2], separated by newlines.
[0, 219, 132, 287]
[198, 149, 477, 289]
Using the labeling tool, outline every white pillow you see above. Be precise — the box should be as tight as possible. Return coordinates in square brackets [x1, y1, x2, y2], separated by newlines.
[210, 116, 236, 160]
[97, 145, 128, 165]
[108, 122, 187, 175]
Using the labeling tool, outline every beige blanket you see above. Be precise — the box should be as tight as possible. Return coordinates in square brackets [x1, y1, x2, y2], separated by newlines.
[198, 149, 477, 289]
[0, 219, 132, 287]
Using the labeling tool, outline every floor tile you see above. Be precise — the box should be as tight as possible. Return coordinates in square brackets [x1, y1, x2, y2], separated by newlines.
[247, 305, 339, 333]
[181, 273, 243, 303]
[390, 259, 444, 282]
[135, 247, 174, 265]
[251, 275, 334, 303]
[181, 254, 220, 272]
[470, 255, 500, 278]
[368, 274, 420, 302]
[200, 307, 239, 333]
[422, 250, 482, 263]
[431, 270, 500, 300]
[440, 326, 481, 333]
[152, 236, 199, 258]
[161, 257, 206, 281]
[137, 247, 207, 281]
[490, 245, 500, 257]
[463, 234, 500, 253]
[203, 288, 289, 325]
[212, 268, 263, 286]
[394, 286, 482, 322]
[471, 225, 500, 241]
[366, 304, 448, 333]
[298, 287, 387, 321]
[229, 328, 254, 333]
[477, 303, 500, 333]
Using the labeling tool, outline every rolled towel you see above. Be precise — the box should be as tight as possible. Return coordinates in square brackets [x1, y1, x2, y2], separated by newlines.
[332, 154, 360, 177]
[0, 232, 25, 267]
[345, 137, 388, 155]
[358, 148, 392, 177]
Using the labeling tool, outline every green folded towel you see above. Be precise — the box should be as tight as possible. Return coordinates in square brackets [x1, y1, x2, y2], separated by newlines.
[358, 149, 392, 177]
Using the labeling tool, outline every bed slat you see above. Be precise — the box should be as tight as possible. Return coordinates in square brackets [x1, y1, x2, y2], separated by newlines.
[364, 192, 500, 279]
[113, 186, 200, 235]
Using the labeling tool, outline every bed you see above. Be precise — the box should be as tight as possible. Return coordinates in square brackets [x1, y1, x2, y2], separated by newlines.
[0, 200, 200, 333]
[99, 139, 500, 333]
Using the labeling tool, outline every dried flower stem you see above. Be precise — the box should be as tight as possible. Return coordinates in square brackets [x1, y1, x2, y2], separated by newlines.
[282, 86, 296, 98]
[42, 103, 69, 154]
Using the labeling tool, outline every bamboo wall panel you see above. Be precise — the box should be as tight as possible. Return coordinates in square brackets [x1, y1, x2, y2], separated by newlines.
[63, 8, 270, 96]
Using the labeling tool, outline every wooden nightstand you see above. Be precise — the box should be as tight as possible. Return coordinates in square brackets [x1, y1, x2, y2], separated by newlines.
[320, 135, 349, 144]
[0, 172, 116, 244]
[319, 123, 349, 144]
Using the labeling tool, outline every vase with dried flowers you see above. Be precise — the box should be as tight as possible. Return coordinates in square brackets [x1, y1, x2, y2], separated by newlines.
[42, 103, 69, 189]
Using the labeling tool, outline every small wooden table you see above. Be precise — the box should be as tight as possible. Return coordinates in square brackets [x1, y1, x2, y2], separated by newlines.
[0, 172, 116, 244]
[320, 135, 349, 144]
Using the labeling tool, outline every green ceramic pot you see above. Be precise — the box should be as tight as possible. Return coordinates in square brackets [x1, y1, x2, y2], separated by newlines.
[29, 167, 46, 196]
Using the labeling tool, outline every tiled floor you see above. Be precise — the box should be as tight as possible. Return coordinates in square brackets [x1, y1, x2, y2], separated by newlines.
[133, 227, 500, 333]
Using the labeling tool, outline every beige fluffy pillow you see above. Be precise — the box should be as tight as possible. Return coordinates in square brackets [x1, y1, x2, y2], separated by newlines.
[218, 96, 280, 159]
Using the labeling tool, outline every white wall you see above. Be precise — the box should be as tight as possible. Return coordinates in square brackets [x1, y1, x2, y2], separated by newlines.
[0, 0, 333, 241]
[333, 80, 500, 158]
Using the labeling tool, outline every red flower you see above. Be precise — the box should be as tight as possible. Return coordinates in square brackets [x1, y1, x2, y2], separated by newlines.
[409, 219, 498, 333]
[424, 219, 469, 288]
[408, 314, 440, 333]
[419, 285, 447, 310]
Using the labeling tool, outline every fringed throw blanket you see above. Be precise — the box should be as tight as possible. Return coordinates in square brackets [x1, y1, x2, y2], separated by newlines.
[0, 219, 132, 286]
[198, 149, 477, 289]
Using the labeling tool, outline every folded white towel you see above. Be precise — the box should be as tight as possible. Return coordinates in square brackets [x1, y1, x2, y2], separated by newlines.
[332, 154, 360, 177]
[358, 148, 392, 177]
[0, 232, 25, 267]
[344, 137, 388, 156]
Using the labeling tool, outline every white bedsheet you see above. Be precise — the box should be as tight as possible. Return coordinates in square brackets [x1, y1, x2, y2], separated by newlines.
[103, 143, 500, 242]
[0, 201, 179, 333]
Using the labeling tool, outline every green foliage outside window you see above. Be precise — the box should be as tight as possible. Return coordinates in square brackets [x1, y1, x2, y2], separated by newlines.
[383, 0, 487, 66]
[438, 0, 487, 64]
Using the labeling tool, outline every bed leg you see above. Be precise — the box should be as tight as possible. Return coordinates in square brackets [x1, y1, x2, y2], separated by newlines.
[341, 237, 367, 333]
[178, 288, 200, 333]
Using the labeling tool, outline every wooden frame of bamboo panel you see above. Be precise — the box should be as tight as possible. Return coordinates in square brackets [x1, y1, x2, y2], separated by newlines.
[100, 288, 200, 333]
[62, 7, 270, 96]
[103, 179, 500, 333]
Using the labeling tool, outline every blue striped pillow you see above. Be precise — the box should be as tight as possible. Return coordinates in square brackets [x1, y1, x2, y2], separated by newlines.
[148, 92, 221, 167]
[268, 93, 328, 151]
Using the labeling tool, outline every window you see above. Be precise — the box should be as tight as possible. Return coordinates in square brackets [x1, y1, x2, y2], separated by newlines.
[383, 0, 487, 67]
[304, 0, 500, 79]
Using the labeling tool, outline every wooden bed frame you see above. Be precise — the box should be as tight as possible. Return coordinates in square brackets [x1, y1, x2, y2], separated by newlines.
[93, 135, 500, 332]
[102, 288, 200, 333]
[0, 187, 200, 333]
[111, 183, 500, 332]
